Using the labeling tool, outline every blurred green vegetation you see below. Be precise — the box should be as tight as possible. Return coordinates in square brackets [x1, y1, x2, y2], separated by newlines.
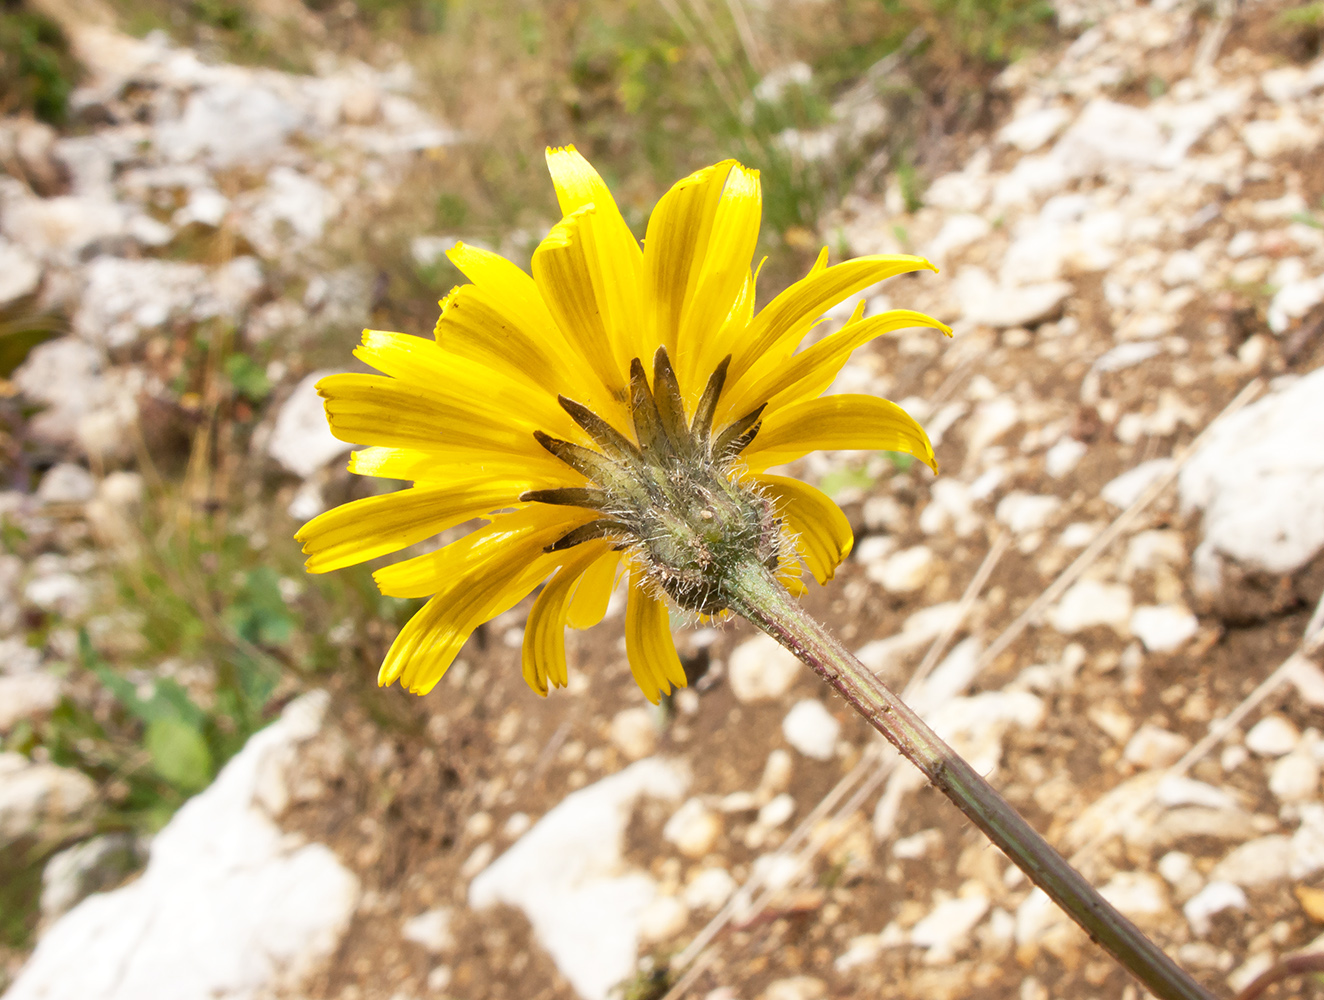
[0, 0, 80, 123]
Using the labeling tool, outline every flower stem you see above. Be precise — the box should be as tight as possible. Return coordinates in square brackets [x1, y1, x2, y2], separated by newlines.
[725, 561, 1215, 1000]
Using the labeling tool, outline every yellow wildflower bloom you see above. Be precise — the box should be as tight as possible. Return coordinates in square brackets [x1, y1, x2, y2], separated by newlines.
[297, 147, 949, 702]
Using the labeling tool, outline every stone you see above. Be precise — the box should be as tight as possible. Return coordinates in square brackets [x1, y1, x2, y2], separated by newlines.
[1045, 438, 1087, 478]
[682, 867, 737, 912]
[1291, 804, 1324, 879]
[995, 492, 1062, 534]
[0, 195, 128, 265]
[1052, 99, 1167, 177]
[158, 80, 309, 168]
[0, 674, 62, 733]
[1155, 776, 1238, 811]
[782, 700, 840, 760]
[637, 894, 689, 944]
[1269, 751, 1319, 802]
[4, 692, 360, 1000]
[40, 832, 146, 925]
[728, 634, 801, 703]
[919, 479, 980, 537]
[609, 707, 657, 761]
[24, 571, 91, 619]
[867, 544, 935, 593]
[893, 828, 943, 859]
[0, 238, 41, 306]
[1246, 715, 1300, 757]
[998, 105, 1070, 152]
[74, 257, 214, 350]
[1047, 580, 1133, 634]
[402, 907, 455, 954]
[469, 757, 689, 1000]
[12, 338, 103, 449]
[239, 167, 334, 258]
[36, 464, 96, 505]
[762, 976, 826, 1000]
[0, 754, 97, 847]
[663, 798, 723, 859]
[0, 635, 41, 675]
[1130, 605, 1199, 652]
[268, 371, 353, 479]
[911, 893, 989, 963]
[955, 267, 1071, 328]
[1102, 459, 1174, 509]
[757, 793, 795, 829]
[1268, 275, 1324, 335]
[1184, 881, 1247, 937]
[1242, 112, 1322, 160]
[1179, 367, 1324, 575]
[1098, 872, 1168, 926]
[1210, 836, 1294, 888]
[925, 214, 991, 264]
[1123, 724, 1192, 769]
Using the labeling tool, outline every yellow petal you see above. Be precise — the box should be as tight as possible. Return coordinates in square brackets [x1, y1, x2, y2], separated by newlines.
[317, 373, 550, 462]
[521, 540, 612, 695]
[643, 161, 762, 396]
[729, 255, 937, 385]
[566, 549, 622, 629]
[374, 505, 594, 599]
[531, 208, 631, 419]
[624, 574, 687, 704]
[545, 146, 646, 370]
[346, 446, 579, 487]
[722, 309, 951, 421]
[297, 480, 538, 573]
[355, 328, 579, 441]
[742, 394, 938, 473]
[444, 243, 615, 419]
[754, 474, 854, 584]
[378, 508, 596, 694]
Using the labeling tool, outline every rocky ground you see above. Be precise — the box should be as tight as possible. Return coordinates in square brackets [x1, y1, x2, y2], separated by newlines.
[2, 0, 1324, 999]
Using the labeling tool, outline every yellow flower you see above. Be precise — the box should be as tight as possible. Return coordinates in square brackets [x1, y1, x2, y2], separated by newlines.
[297, 147, 948, 703]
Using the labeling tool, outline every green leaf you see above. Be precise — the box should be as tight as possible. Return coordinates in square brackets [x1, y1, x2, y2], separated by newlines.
[223, 353, 272, 402]
[146, 717, 213, 793]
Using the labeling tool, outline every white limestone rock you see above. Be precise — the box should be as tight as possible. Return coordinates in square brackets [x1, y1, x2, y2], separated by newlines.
[1102, 459, 1174, 509]
[36, 464, 96, 505]
[782, 701, 840, 760]
[995, 492, 1062, 535]
[682, 867, 737, 912]
[728, 634, 801, 703]
[910, 893, 989, 963]
[402, 907, 455, 954]
[1210, 836, 1294, 888]
[4, 691, 359, 1000]
[1179, 368, 1324, 576]
[609, 707, 657, 762]
[1184, 881, 1247, 937]
[1246, 715, 1300, 757]
[0, 238, 41, 307]
[40, 832, 146, 925]
[1123, 724, 1191, 769]
[1270, 751, 1320, 802]
[0, 674, 62, 733]
[955, 267, 1071, 328]
[1130, 605, 1199, 653]
[663, 798, 722, 859]
[1048, 580, 1133, 635]
[0, 754, 97, 848]
[268, 370, 353, 479]
[469, 757, 689, 1000]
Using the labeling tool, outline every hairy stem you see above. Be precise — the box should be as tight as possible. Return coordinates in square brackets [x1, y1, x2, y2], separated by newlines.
[725, 561, 1216, 1000]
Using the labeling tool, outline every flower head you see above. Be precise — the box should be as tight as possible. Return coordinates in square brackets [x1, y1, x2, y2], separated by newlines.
[297, 147, 948, 702]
